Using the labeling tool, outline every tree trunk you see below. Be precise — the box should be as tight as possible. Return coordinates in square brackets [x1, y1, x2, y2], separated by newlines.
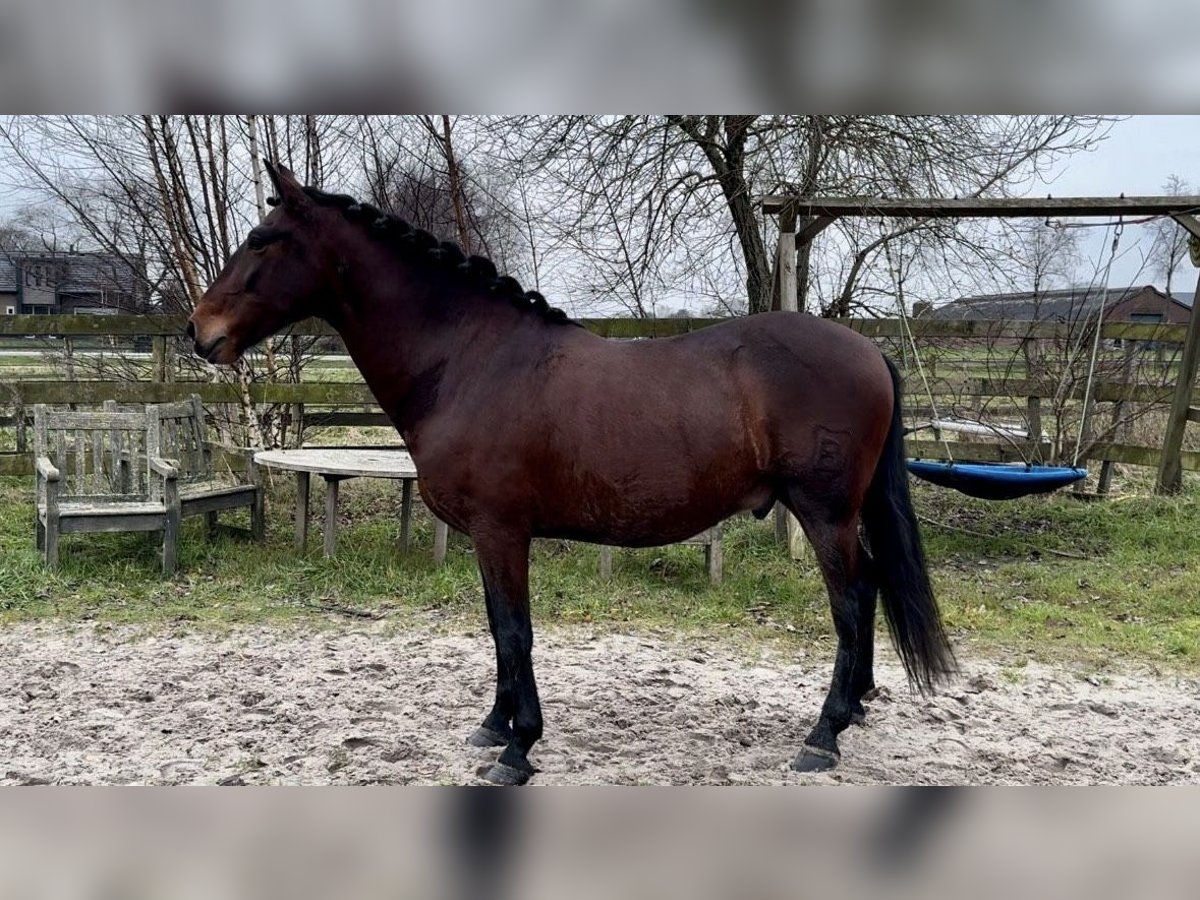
[669, 115, 772, 315]
[440, 115, 473, 254]
[246, 115, 268, 219]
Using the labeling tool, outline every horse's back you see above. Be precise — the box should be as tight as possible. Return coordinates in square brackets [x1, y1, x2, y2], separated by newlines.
[637, 312, 892, 425]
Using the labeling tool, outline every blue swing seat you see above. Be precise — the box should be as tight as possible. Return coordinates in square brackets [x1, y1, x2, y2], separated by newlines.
[906, 460, 1088, 500]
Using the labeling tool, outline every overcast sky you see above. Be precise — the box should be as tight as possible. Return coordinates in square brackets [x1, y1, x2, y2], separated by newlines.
[1025, 115, 1200, 295]
[1036, 115, 1198, 196]
[3, 115, 1197, 307]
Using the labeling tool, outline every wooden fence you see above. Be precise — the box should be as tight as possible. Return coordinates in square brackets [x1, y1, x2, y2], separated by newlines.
[1, 314, 1197, 486]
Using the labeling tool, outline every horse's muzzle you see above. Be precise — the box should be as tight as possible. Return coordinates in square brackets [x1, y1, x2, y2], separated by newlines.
[196, 335, 228, 363]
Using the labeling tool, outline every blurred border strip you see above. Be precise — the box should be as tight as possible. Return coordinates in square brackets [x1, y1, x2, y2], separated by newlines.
[0, 787, 1196, 900]
[0, 0, 1198, 111]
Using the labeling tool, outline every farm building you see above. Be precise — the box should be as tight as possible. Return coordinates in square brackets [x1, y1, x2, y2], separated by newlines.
[918, 284, 1191, 326]
[0, 250, 147, 316]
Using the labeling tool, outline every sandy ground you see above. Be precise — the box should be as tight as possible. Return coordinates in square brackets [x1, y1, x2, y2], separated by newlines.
[1, 618, 1197, 785]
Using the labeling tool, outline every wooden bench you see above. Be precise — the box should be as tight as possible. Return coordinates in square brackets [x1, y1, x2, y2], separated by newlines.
[598, 525, 724, 584]
[35, 401, 177, 574]
[148, 396, 263, 545]
[34, 396, 261, 576]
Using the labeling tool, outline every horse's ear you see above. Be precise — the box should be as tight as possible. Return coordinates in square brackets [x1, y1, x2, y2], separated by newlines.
[262, 158, 309, 213]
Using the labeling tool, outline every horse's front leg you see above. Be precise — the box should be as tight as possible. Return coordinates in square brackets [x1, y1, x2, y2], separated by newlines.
[467, 587, 516, 749]
[470, 526, 542, 786]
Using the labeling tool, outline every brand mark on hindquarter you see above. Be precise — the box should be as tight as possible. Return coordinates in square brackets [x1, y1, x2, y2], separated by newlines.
[811, 426, 850, 475]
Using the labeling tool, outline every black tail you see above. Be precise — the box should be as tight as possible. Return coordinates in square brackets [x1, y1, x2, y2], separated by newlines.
[862, 356, 956, 693]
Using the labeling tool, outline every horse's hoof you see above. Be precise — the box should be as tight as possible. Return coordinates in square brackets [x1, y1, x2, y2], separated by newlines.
[482, 761, 533, 786]
[467, 726, 510, 748]
[791, 746, 840, 773]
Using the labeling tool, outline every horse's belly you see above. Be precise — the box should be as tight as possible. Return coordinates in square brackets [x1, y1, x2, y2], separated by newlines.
[536, 472, 772, 547]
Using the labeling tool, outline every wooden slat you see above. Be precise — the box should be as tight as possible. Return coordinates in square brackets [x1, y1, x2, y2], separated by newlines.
[1091, 441, 1200, 472]
[0, 314, 293, 337]
[301, 411, 391, 428]
[153, 398, 201, 418]
[0, 454, 32, 476]
[14, 438, 1200, 480]
[131, 429, 143, 495]
[167, 417, 179, 474]
[0, 315, 168, 336]
[971, 379, 1176, 405]
[58, 514, 168, 534]
[73, 429, 84, 490]
[761, 194, 1200, 217]
[26, 410, 146, 430]
[580, 317, 725, 338]
[54, 428, 65, 478]
[5, 375, 1187, 408]
[92, 430, 103, 495]
[180, 491, 258, 517]
[1, 448, 256, 477]
[0, 313, 1187, 345]
[906, 440, 1051, 464]
[11, 381, 377, 405]
[0, 313, 718, 339]
[844, 317, 1187, 344]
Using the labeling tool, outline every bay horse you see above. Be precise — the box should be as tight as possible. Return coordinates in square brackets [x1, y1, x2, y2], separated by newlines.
[189, 161, 955, 785]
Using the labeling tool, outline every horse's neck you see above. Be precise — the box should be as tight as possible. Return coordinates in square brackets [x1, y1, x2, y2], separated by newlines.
[328, 273, 531, 442]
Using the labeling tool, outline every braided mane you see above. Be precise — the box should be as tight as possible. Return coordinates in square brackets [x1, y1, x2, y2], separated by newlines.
[272, 187, 577, 326]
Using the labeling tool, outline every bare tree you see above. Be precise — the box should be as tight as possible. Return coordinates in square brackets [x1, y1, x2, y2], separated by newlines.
[359, 116, 527, 274]
[0, 219, 38, 252]
[0, 115, 372, 446]
[489, 115, 1116, 319]
[1149, 174, 1193, 296]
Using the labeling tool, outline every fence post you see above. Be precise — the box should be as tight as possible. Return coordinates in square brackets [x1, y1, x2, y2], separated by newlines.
[151, 336, 167, 384]
[1075, 350, 1100, 481]
[14, 398, 26, 453]
[1157, 269, 1200, 494]
[292, 402, 305, 448]
[772, 208, 810, 561]
[291, 333, 304, 448]
[1097, 341, 1135, 495]
[1022, 338, 1042, 460]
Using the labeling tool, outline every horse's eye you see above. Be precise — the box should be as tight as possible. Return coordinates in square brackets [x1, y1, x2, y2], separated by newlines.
[247, 229, 281, 253]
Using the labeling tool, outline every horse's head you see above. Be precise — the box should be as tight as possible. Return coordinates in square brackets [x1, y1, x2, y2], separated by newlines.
[188, 161, 335, 365]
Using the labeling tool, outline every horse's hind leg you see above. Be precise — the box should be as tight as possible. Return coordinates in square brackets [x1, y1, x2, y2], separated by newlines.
[783, 498, 869, 772]
[850, 540, 879, 725]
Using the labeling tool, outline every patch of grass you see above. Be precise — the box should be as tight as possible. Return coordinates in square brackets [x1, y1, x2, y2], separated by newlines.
[1, 473, 1199, 672]
[916, 481, 1200, 669]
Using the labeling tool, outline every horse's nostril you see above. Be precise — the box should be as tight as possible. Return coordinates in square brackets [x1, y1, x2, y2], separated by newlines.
[185, 321, 196, 340]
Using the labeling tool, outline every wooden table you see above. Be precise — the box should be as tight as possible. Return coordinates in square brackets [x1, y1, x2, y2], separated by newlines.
[253, 448, 449, 561]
